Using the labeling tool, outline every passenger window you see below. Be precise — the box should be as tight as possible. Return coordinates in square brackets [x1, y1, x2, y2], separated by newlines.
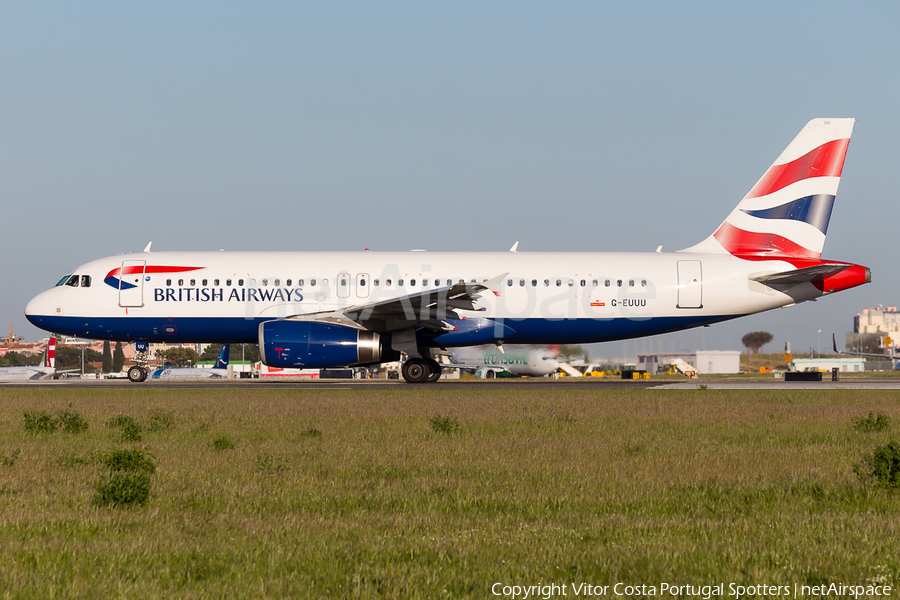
[178, 279, 184, 286]
[518, 279, 524, 286]
[311, 279, 316, 287]
[410, 279, 415, 287]
[238, 279, 244, 286]
[605, 280, 611, 287]
[286, 279, 291, 286]
[386, 279, 392, 287]
[298, 279, 304, 286]
[65, 275, 79, 287]
[166, 279, 172, 286]
[617, 280, 623, 287]
[274, 279, 280, 286]
[190, 279, 196, 286]
[262, 279, 268, 286]
[359, 279, 366, 287]
[556, 279, 562, 287]
[641, 280, 647, 287]
[214, 279, 220, 286]
[226, 279, 232, 286]
[629, 280, 634, 287]
[544, 279, 549, 287]
[580, 280, 585, 287]
[507, 280, 513, 287]
[592, 280, 598, 287]
[568, 279, 574, 287]
[398, 279, 404, 286]
[532, 279, 537, 286]
[341, 279, 347, 287]
[201, 279, 207, 286]
[322, 279, 328, 286]
[435, 279, 441, 286]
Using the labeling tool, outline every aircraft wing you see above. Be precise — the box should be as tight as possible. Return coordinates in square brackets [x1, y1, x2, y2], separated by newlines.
[832, 333, 896, 360]
[750, 264, 850, 285]
[287, 273, 507, 333]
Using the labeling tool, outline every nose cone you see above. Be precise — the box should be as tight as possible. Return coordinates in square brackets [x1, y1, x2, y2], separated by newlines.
[25, 291, 49, 330]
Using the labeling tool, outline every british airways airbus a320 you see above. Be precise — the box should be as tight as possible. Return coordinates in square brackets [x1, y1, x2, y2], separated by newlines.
[26, 119, 870, 383]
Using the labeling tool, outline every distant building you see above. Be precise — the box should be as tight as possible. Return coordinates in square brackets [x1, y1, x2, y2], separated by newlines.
[637, 351, 741, 374]
[848, 305, 900, 350]
[792, 357, 866, 373]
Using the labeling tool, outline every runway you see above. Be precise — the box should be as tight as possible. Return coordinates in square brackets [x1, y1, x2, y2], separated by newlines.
[3, 377, 900, 390]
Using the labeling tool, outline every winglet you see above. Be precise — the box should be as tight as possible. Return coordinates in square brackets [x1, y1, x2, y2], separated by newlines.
[486, 272, 509, 297]
[143, 242, 153, 253]
[509, 242, 519, 253]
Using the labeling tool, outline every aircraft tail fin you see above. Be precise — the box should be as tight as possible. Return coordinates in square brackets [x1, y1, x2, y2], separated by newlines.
[45, 337, 56, 369]
[213, 344, 230, 369]
[682, 118, 854, 259]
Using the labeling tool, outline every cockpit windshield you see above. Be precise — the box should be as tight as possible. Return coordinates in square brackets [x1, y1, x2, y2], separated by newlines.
[56, 275, 73, 287]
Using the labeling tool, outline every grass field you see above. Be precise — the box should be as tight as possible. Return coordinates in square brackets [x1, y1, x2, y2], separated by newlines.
[1, 385, 898, 598]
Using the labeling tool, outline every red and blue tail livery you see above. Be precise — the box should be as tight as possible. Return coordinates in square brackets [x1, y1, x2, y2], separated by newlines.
[687, 118, 853, 260]
[26, 118, 871, 383]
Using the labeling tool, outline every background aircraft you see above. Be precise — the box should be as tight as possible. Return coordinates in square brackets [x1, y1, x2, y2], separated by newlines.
[444, 345, 559, 378]
[149, 345, 230, 380]
[0, 337, 57, 381]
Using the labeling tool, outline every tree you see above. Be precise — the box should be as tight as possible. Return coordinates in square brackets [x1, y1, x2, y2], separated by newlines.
[113, 342, 126, 372]
[102, 341, 112, 373]
[200, 344, 224, 362]
[155, 347, 200, 368]
[742, 331, 774, 353]
[55, 346, 102, 369]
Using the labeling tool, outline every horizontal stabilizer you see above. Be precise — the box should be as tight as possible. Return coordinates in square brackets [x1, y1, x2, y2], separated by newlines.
[750, 263, 849, 285]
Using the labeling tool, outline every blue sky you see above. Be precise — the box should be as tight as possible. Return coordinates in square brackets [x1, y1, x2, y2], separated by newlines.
[3, 2, 898, 356]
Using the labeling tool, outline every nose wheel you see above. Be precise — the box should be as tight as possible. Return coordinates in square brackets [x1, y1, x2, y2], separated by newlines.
[127, 366, 148, 383]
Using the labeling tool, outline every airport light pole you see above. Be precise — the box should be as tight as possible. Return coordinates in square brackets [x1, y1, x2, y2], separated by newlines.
[818, 330, 821, 357]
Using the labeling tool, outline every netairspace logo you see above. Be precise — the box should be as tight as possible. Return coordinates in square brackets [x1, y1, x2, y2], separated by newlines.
[490, 581, 893, 599]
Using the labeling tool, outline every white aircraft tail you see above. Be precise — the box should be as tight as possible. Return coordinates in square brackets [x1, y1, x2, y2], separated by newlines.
[683, 118, 854, 259]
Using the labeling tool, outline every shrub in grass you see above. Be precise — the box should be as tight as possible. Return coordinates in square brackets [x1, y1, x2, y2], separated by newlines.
[146, 409, 176, 432]
[854, 440, 900, 488]
[256, 453, 290, 473]
[300, 427, 322, 438]
[106, 414, 137, 429]
[101, 448, 156, 474]
[1, 449, 20, 467]
[107, 415, 143, 442]
[211, 436, 235, 450]
[429, 414, 460, 435]
[853, 412, 891, 433]
[93, 471, 152, 506]
[58, 406, 89, 434]
[24, 411, 58, 434]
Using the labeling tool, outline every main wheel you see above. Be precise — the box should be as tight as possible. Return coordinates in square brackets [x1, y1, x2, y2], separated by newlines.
[401, 358, 430, 384]
[425, 359, 442, 383]
[127, 366, 146, 383]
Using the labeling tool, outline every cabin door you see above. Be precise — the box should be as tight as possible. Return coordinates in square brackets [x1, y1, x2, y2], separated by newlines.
[676, 260, 702, 309]
[118, 260, 146, 308]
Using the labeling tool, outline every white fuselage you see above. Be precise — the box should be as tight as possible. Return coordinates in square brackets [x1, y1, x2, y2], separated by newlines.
[0, 366, 55, 381]
[25, 249, 827, 346]
[448, 345, 560, 377]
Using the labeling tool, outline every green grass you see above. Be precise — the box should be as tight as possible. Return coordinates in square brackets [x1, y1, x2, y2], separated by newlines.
[0, 387, 898, 598]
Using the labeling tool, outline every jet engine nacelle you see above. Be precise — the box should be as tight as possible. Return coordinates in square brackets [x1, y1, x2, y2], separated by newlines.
[259, 320, 384, 369]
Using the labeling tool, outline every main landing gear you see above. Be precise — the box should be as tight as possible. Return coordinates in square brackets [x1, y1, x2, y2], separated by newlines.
[127, 365, 149, 383]
[401, 357, 442, 384]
